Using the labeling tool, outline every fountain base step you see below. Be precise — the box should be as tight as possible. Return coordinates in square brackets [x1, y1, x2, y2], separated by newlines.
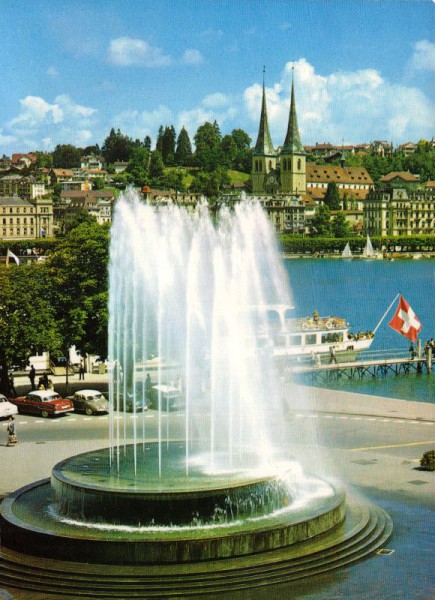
[0, 498, 392, 598]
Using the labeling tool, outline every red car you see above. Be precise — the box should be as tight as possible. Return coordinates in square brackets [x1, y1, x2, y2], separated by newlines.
[11, 390, 74, 418]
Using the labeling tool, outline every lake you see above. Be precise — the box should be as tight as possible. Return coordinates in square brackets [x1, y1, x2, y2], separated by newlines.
[283, 258, 435, 403]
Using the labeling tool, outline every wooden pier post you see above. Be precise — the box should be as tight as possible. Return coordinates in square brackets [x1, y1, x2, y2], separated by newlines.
[417, 339, 422, 358]
[427, 347, 432, 373]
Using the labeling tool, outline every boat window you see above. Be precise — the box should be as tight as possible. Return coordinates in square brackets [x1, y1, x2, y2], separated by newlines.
[288, 335, 302, 346]
[321, 333, 343, 344]
[305, 334, 317, 345]
[274, 334, 287, 347]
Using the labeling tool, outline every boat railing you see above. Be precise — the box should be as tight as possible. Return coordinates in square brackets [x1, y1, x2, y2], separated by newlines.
[285, 317, 349, 332]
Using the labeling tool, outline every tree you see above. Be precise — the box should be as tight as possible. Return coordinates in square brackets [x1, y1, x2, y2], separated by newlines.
[175, 127, 193, 166]
[161, 126, 176, 165]
[149, 150, 164, 180]
[310, 204, 332, 236]
[82, 144, 101, 156]
[46, 222, 110, 360]
[102, 128, 134, 164]
[331, 212, 351, 237]
[127, 147, 150, 186]
[52, 144, 81, 168]
[156, 126, 164, 154]
[221, 135, 237, 168]
[0, 265, 62, 394]
[323, 182, 341, 210]
[194, 121, 222, 171]
[144, 136, 152, 151]
[230, 128, 252, 172]
[190, 167, 229, 198]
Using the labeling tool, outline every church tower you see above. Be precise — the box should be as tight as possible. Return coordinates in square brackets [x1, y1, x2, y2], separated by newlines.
[280, 73, 306, 194]
[252, 70, 277, 194]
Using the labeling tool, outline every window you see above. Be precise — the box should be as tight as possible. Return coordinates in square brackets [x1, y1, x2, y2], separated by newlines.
[297, 159, 302, 170]
[305, 334, 317, 345]
[288, 335, 302, 346]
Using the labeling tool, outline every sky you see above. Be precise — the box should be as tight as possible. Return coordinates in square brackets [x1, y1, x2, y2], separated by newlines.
[0, 0, 433, 156]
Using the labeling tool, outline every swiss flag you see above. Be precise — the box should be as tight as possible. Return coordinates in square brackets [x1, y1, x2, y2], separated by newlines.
[388, 295, 422, 342]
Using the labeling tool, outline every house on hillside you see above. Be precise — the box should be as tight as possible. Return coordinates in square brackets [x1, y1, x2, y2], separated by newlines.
[380, 171, 420, 189]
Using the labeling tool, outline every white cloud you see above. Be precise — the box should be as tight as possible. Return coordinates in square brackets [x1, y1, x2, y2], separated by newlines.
[202, 93, 231, 109]
[244, 58, 434, 145]
[181, 49, 204, 65]
[3, 95, 98, 152]
[409, 39, 435, 72]
[108, 37, 171, 67]
[112, 105, 174, 141]
[9, 96, 64, 128]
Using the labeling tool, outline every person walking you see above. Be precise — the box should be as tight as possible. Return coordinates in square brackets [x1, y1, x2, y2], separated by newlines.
[29, 364, 36, 390]
[79, 361, 85, 381]
[8, 372, 17, 397]
[329, 346, 337, 364]
[6, 416, 17, 446]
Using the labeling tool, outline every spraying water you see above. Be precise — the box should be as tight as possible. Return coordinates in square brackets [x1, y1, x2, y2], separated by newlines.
[108, 190, 292, 477]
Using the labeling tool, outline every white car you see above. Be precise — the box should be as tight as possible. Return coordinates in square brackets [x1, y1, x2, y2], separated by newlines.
[0, 394, 18, 419]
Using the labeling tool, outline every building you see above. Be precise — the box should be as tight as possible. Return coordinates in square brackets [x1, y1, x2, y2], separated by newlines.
[50, 168, 74, 184]
[380, 171, 420, 189]
[57, 189, 115, 226]
[364, 188, 435, 236]
[10, 153, 37, 169]
[141, 187, 205, 212]
[80, 155, 106, 170]
[252, 73, 306, 196]
[0, 196, 53, 240]
[397, 142, 418, 156]
[0, 175, 46, 199]
[306, 165, 373, 208]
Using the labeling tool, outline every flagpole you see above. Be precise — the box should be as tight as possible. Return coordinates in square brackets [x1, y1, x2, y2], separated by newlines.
[373, 292, 401, 334]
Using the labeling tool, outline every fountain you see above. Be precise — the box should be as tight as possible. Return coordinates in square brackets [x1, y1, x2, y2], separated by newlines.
[0, 192, 392, 597]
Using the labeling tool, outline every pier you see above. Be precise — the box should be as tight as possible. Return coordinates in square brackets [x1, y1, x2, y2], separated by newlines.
[285, 349, 433, 383]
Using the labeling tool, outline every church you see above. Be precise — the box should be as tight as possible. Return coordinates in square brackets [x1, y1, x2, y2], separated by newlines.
[252, 73, 306, 196]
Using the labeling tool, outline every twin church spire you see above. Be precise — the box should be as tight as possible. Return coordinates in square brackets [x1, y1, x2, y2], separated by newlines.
[252, 67, 306, 195]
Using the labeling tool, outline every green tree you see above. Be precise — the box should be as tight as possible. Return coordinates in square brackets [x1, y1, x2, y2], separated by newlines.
[52, 144, 81, 168]
[0, 265, 62, 394]
[156, 126, 164, 154]
[175, 127, 193, 166]
[102, 128, 134, 164]
[62, 210, 97, 235]
[46, 222, 110, 360]
[331, 212, 351, 237]
[190, 167, 229, 198]
[34, 151, 53, 169]
[310, 204, 332, 236]
[323, 182, 341, 210]
[91, 177, 105, 191]
[230, 128, 252, 172]
[194, 121, 222, 171]
[149, 150, 164, 180]
[161, 126, 176, 165]
[144, 135, 152, 151]
[221, 135, 238, 168]
[127, 147, 150, 186]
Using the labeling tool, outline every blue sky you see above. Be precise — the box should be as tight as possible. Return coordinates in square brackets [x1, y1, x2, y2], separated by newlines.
[0, 0, 433, 155]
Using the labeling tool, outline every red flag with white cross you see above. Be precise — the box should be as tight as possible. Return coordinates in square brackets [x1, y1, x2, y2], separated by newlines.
[388, 295, 422, 342]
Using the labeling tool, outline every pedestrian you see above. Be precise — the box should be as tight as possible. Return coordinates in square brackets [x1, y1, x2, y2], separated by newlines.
[79, 361, 85, 381]
[329, 346, 337, 364]
[409, 343, 416, 359]
[8, 372, 17, 397]
[42, 372, 49, 389]
[6, 416, 17, 447]
[145, 373, 152, 398]
[29, 364, 36, 390]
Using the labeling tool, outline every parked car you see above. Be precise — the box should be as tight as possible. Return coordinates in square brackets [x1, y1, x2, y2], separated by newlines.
[11, 390, 74, 418]
[0, 394, 18, 419]
[112, 390, 149, 413]
[67, 389, 109, 416]
[149, 384, 184, 411]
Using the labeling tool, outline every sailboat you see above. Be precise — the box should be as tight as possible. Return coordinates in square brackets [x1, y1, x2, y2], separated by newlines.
[362, 234, 382, 260]
[341, 242, 352, 258]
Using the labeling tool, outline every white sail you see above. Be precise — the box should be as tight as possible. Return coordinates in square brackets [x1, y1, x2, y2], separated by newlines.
[342, 242, 352, 258]
[363, 234, 374, 257]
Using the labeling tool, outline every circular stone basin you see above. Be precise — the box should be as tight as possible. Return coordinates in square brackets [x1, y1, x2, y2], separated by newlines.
[0, 443, 346, 564]
[51, 443, 296, 526]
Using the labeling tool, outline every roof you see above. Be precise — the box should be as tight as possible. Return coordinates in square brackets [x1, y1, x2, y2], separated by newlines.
[425, 181, 435, 188]
[282, 78, 305, 154]
[84, 169, 108, 175]
[51, 168, 74, 177]
[11, 153, 37, 164]
[307, 187, 370, 201]
[306, 165, 373, 185]
[0, 196, 34, 206]
[380, 171, 419, 183]
[253, 80, 276, 156]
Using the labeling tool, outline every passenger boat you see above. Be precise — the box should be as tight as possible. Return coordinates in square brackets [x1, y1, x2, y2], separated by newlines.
[250, 305, 374, 363]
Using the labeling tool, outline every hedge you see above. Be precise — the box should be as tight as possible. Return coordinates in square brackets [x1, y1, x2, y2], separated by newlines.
[278, 235, 435, 254]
